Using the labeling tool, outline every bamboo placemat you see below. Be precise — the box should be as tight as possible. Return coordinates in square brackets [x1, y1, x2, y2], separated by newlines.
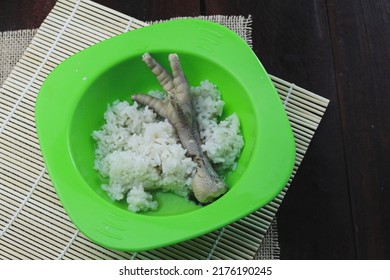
[0, 0, 329, 260]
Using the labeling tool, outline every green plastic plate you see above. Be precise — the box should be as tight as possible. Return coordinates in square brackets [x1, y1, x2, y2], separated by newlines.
[35, 19, 295, 251]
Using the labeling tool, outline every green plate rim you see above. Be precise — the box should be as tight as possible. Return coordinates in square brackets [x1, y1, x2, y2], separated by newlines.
[35, 19, 295, 251]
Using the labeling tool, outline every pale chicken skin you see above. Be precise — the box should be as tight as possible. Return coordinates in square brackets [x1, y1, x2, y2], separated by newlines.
[132, 53, 227, 203]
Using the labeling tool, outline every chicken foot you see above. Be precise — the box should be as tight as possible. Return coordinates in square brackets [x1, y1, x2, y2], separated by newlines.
[132, 53, 227, 203]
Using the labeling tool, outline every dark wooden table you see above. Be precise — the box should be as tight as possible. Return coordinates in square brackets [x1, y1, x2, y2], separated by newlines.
[1, 0, 389, 260]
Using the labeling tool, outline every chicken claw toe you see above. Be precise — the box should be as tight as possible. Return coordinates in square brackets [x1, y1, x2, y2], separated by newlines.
[132, 53, 227, 203]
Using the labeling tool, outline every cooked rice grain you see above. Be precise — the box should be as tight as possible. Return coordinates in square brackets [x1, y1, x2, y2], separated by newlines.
[93, 81, 244, 212]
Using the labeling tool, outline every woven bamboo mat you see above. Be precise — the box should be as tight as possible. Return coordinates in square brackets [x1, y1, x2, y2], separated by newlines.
[0, 0, 329, 260]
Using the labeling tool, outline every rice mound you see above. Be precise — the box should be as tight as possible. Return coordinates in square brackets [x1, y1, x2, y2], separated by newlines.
[92, 80, 244, 212]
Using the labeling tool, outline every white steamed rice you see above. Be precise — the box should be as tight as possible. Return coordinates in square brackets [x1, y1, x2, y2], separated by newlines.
[92, 80, 244, 212]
